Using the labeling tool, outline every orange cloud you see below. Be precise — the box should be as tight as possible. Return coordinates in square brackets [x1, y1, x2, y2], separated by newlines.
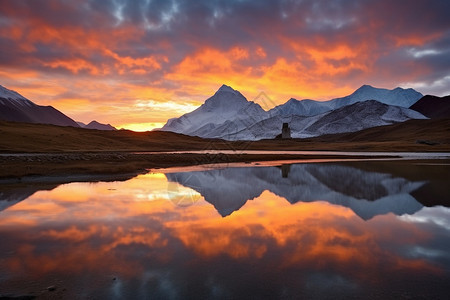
[255, 46, 267, 58]
[43, 58, 102, 75]
[1, 0, 448, 130]
[103, 49, 164, 74]
[230, 46, 249, 60]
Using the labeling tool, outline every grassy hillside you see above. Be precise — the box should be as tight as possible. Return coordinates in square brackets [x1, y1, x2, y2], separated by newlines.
[0, 121, 223, 152]
[1, 118, 449, 153]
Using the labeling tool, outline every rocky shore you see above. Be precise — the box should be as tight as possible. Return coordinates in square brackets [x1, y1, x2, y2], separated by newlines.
[0, 151, 399, 179]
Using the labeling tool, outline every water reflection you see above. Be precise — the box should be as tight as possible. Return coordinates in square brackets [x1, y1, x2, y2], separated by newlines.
[0, 161, 449, 299]
[165, 162, 445, 220]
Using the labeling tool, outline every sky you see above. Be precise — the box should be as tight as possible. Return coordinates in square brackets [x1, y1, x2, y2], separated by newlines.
[0, 0, 449, 131]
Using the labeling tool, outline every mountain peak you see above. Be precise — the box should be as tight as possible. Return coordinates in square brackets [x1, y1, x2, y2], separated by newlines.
[286, 98, 300, 104]
[205, 84, 248, 109]
[0, 84, 28, 102]
[217, 84, 235, 92]
[356, 84, 375, 91]
[84, 120, 116, 130]
[88, 120, 102, 125]
[215, 84, 242, 97]
[160, 84, 267, 135]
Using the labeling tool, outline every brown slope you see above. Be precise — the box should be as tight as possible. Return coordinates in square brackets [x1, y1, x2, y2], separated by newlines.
[243, 118, 450, 152]
[1, 118, 450, 153]
[304, 118, 450, 143]
[410, 95, 450, 119]
[0, 120, 222, 153]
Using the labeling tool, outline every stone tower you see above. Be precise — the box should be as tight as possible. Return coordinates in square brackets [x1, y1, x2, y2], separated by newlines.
[282, 123, 291, 139]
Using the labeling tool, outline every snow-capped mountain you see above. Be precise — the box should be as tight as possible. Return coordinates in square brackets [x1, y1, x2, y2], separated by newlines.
[269, 98, 333, 117]
[158, 84, 425, 140]
[0, 84, 80, 127]
[159, 84, 268, 137]
[325, 84, 423, 109]
[166, 163, 425, 220]
[269, 85, 423, 117]
[301, 100, 426, 137]
[0, 84, 33, 104]
[223, 100, 427, 140]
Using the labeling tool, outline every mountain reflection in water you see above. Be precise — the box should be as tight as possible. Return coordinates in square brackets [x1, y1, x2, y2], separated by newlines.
[166, 162, 441, 220]
[0, 161, 449, 299]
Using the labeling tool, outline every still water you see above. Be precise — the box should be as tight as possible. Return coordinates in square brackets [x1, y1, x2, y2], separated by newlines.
[0, 160, 449, 299]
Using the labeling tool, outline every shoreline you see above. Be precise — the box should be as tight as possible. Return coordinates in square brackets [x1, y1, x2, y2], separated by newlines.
[1, 151, 449, 181]
[0, 152, 396, 179]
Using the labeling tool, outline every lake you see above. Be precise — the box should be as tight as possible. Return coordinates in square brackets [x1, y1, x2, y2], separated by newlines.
[0, 159, 449, 299]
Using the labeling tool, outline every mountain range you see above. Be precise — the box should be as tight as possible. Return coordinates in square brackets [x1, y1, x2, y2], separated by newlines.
[225, 100, 426, 140]
[0, 85, 115, 130]
[270, 84, 422, 117]
[1, 83, 448, 139]
[165, 162, 427, 220]
[159, 84, 429, 140]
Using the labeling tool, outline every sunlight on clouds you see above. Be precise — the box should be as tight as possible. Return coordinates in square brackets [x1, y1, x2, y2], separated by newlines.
[401, 75, 450, 95]
[113, 0, 126, 25]
[408, 48, 442, 58]
[134, 99, 199, 113]
[0, 0, 449, 129]
[305, 16, 356, 30]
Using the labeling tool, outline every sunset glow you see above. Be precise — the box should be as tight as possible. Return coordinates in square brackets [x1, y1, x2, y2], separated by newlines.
[0, 173, 444, 290]
[1, 165, 449, 298]
[1, 0, 449, 130]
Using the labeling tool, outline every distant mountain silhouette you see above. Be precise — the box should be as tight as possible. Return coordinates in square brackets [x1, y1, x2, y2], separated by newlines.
[82, 120, 116, 130]
[0, 84, 79, 127]
[164, 162, 445, 220]
[410, 94, 450, 119]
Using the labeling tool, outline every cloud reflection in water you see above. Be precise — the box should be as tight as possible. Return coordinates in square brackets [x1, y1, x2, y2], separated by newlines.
[0, 162, 449, 299]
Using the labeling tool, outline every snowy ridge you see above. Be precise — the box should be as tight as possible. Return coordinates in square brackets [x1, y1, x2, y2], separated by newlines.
[269, 98, 332, 117]
[0, 84, 35, 107]
[0, 84, 80, 127]
[325, 85, 423, 109]
[158, 84, 425, 140]
[223, 100, 427, 140]
[269, 85, 423, 118]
